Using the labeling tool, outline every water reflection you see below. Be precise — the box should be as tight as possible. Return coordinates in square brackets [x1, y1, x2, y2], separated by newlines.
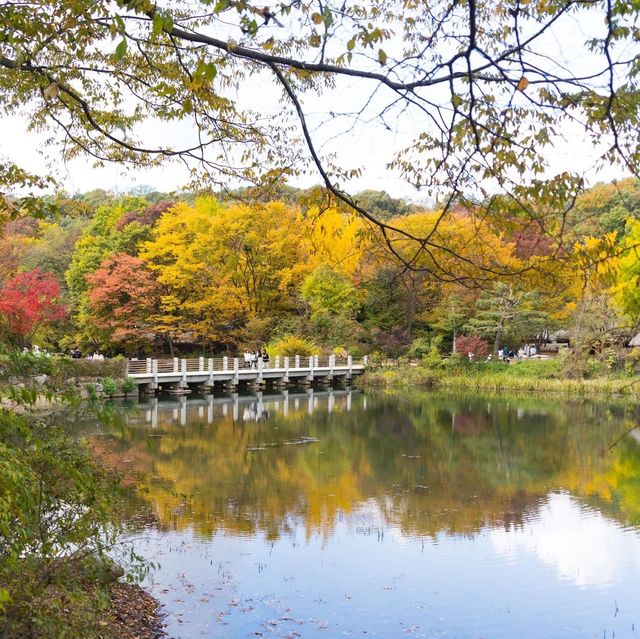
[86, 391, 640, 638]
[135, 388, 357, 428]
[90, 391, 640, 540]
[491, 492, 640, 588]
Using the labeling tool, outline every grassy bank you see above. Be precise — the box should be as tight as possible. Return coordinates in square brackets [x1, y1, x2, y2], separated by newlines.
[359, 357, 640, 397]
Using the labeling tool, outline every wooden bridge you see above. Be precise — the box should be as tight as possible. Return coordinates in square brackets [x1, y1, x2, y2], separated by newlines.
[127, 355, 367, 393]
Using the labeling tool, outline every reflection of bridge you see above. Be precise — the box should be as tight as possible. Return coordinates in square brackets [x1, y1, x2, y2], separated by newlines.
[131, 388, 364, 427]
[127, 355, 367, 394]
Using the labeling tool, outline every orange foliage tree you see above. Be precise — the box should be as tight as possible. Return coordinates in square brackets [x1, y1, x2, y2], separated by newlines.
[87, 254, 159, 353]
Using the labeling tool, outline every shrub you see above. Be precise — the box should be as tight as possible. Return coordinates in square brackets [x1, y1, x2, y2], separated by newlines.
[84, 383, 98, 401]
[372, 326, 411, 359]
[267, 334, 319, 357]
[408, 336, 433, 359]
[121, 377, 136, 394]
[0, 405, 145, 637]
[601, 347, 625, 371]
[102, 377, 118, 396]
[0, 351, 54, 380]
[455, 335, 490, 361]
[52, 357, 127, 383]
[421, 346, 446, 369]
[625, 348, 640, 374]
[348, 344, 365, 359]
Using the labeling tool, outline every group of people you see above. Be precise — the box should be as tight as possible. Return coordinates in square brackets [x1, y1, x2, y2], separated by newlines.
[243, 348, 270, 369]
[468, 343, 540, 363]
[495, 344, 538, 362]
[70, 347, 104, 361]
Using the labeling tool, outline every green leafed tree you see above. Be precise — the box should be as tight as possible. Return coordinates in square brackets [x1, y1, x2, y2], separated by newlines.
[466, 283, 550, 354]
[301, 265, 360, 319]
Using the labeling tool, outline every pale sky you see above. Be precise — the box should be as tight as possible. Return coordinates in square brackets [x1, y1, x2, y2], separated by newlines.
[0, 5, 634, 200]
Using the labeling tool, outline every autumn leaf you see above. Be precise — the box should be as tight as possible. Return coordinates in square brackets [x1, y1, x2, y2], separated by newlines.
[43, 82, 59, 101]
[516, 76, 529, 91]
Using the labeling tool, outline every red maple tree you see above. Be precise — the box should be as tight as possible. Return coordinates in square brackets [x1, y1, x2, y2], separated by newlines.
[454, 335, 490, 361]
[87, 253, 159, 348]
[0, 269, 67, 346]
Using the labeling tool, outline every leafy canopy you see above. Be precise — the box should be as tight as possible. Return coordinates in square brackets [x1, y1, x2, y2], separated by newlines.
[1, 0, 639, 272]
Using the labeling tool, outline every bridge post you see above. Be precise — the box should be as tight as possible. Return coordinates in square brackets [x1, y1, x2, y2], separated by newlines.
[146, 358, 152, 374]
[363, 355, 368, 366]
[223, 356, 228, 371]
[347, 355, 353, 380]
[295, 355, 300, 369]
[233, 357, 239, 386]
[275, 355, 280, 369]
[283, 356, 290, 384]
[329, 354, 335, 379]
[152, 359, 158, 388]
[308, 355, 314, 382]
[181, 358, 188, 388]
[204, 357, 214, 391]
[173, 357, 179, 373]
[198, 356, 204, 371]
[314, 355, 320, 367]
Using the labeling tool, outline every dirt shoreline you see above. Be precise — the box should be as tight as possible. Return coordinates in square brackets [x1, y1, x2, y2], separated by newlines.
[107, 583, 167, 639]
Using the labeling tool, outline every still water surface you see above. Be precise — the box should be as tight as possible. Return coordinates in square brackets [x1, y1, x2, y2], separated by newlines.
[87, 390, 640, 638]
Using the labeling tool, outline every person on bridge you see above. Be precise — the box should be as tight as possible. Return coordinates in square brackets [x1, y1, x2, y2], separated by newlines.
[262, 348, 270, 368]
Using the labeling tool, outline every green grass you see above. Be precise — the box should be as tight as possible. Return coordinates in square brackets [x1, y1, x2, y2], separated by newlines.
[359, 358, 640, 397]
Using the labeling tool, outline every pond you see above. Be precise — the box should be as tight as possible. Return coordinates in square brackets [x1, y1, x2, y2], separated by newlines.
[85, 389, 640, 638]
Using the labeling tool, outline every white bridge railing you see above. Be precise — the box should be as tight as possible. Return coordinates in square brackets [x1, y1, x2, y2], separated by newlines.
[126, 355, 367, 387]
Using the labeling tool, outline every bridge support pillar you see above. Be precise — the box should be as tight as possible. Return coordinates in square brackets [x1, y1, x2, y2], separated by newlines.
[165, 381, 191, 395]
[180, 359, 188, 389]
[223, 358, 239, 390]
[307, 355, 314, 383]
[138, 382, 157, 395]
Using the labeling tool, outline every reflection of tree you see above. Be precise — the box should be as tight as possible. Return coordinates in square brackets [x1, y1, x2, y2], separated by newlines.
[584, 437, 640, 526]
[91, 393, 640, 540]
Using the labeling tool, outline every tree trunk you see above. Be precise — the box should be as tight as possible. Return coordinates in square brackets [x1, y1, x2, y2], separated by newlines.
[166, 333, 174, 357]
